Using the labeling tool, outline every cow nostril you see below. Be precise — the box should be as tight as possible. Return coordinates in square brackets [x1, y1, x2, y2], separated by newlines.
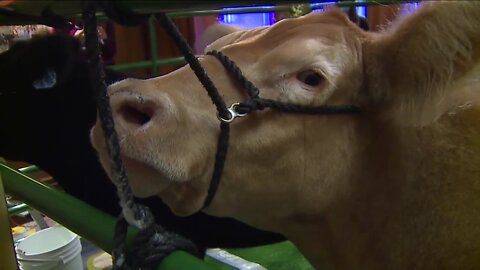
[118, 103, 154, 127]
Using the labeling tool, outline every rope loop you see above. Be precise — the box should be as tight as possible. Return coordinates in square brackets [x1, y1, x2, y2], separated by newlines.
[113, 215, 201, 270]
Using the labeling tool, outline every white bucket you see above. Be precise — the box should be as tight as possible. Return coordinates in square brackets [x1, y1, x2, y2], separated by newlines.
[15, 226, 83, 270]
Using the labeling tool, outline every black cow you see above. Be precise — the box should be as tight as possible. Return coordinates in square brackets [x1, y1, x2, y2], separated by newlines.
[0, 34, 284, 249]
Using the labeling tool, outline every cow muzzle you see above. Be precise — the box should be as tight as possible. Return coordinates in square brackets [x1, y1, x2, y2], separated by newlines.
[91, 82, 181, 199]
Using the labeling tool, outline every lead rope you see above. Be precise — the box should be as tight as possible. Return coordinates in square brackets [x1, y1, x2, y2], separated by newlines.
[155, 13, 231, 209]
[80, 1, 199, 269]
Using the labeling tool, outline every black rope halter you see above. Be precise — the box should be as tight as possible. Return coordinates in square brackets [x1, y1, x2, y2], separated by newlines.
[155, 13, 362, 209]
[201, 51, 361, 208]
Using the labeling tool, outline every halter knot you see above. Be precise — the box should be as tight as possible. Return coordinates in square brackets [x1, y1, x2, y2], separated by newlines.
[237, 98, 266, 114]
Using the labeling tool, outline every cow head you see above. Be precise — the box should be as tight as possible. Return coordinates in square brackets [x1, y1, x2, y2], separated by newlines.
[92, 3, 480, 268]
[92, 9, 366, 219]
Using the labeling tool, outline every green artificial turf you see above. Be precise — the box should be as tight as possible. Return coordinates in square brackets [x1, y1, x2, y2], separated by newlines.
[204, 241, 314, 270]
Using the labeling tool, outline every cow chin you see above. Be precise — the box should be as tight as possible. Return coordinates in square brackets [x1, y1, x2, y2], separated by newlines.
[156, 176, 208, 217]
[120, 157, 172, 198]
[91, 127, 208, 217]
[119, 152, 210, 216]
[97, 152, 207, 216]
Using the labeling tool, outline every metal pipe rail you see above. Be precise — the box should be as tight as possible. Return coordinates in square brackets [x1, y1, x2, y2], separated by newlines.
[0, 1, 415, 25]
[0, 1, 392, 22]
[0, 1, 416, 74]
[0, 163, 217, 270]
[7, 202, 29, 215]
[109, 0, 416, 73]
[110, 57, 186, 72]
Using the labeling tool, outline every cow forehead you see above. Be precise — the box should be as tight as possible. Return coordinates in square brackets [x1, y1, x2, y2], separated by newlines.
[207, 9, 359, 53]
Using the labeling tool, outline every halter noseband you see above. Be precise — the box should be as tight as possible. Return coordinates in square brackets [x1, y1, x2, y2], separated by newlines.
[202, 50, 361, 209]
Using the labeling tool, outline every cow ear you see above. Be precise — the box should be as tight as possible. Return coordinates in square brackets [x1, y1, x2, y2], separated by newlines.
[195, 23, 243, 54]
[365, 2, 480, 126]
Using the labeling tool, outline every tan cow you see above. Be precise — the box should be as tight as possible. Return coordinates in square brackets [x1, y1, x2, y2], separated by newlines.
[91, 2, 480, 269]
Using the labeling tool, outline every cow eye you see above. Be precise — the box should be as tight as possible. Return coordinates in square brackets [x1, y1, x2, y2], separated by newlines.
[296, 70, 323, 87]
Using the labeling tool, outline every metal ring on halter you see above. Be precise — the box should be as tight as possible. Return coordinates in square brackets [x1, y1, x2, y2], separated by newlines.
[217, 103, 248, 123]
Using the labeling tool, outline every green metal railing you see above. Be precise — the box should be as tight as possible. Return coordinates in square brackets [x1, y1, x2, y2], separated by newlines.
[8, 165, 40, 215]
[148, 16, 160, 76]
[110, 57, 186, 72]
[17, 165, 41, 174]
[109, 0, 416, 73]
[1, 1, 416, 74]
[0, 1, 415, 24]
[0, 163, 217, 270]
[7, 203, 29, 215]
